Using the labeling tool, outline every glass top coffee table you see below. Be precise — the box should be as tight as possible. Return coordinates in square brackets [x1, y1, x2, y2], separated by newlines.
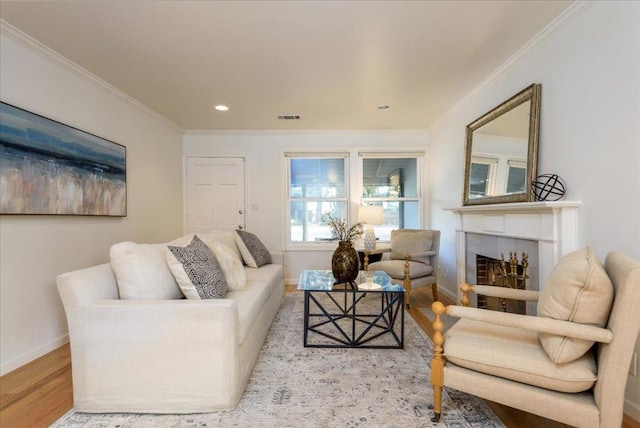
[297, 270, 404, 348]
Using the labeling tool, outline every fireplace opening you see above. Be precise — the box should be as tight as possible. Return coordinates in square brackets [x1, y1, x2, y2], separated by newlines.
[476, 253, 528, 315]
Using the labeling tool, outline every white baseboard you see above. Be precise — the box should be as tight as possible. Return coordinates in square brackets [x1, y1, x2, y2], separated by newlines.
[0, 334, 69, 376]
[285, 276, 299, 286]
[438, 285, 458, 303]
[625, 398, 640, 424]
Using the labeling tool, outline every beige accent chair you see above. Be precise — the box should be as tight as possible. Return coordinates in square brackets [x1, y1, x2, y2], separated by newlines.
[368, 229, 440, 308]
[430, 250, 640, 428]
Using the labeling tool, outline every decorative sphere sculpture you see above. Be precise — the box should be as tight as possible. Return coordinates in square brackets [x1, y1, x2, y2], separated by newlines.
[532, 174, 566, 201]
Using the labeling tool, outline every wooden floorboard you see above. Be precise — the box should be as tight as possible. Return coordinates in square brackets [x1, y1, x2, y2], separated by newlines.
[0, 344, 73, 427]
[1, 286, 638, 428]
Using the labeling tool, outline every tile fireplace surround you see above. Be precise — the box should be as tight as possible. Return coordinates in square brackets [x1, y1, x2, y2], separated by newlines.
[446, 201, 581, 313]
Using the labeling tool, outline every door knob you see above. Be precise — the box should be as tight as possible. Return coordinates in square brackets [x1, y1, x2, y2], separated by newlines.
[238, 225, 244, 230]
[239, 210, 244, 214]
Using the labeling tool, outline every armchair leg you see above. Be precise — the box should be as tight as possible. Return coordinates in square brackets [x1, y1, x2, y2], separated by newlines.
[403, 256, 412, 309]
[431, 283, 439, 302]
[431, 301, 446, 422]
[432, 388, 442, 422]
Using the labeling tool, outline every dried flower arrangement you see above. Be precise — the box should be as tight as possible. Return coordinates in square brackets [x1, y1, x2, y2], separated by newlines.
[323, 213, 363, 244]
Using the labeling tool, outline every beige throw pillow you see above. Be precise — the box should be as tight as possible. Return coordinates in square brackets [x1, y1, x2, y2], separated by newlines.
[537, 248, 614, 364]
[110, 241, 183, 300]
[390, 230, 432, 265]
[209, 242, 247, 291]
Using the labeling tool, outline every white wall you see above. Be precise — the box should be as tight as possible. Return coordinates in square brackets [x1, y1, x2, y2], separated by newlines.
[0, 30, 184, 375]
[428, 1, 640, 418]
[183, 130, 428, 283]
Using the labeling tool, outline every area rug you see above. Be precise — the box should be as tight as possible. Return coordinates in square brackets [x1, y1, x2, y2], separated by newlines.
[52, 292, 504, 428]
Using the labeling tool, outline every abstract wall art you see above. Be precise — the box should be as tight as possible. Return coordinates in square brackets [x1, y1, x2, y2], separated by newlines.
[0, 102, 126, 216]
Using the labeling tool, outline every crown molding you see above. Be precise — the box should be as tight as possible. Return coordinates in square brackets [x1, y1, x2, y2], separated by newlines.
[0, 19, 184, 134]
[183, 128, 428, 136]
[429, 0, 594, 131]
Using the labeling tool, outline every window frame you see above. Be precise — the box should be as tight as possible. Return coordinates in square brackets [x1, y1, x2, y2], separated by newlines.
[359, 152, 423, 242]
[505, 159, 527, 194]
[285, 152, 350, 249]
[470, 156, 498, 197]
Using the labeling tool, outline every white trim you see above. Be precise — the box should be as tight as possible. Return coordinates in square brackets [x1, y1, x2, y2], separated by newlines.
[624, 398, 640, 425]
[429, 1, 594, 131]
[0, 19, 184, 133]
[184, 129, 429, 136]
[358, 151, 425, 158]
[0, 334, 69, 376]
[285, 152, 350, 158]
[284, 155, 351, 248]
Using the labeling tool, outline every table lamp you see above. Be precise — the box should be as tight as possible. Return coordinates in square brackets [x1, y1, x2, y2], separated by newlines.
[359, 205, 383, 250]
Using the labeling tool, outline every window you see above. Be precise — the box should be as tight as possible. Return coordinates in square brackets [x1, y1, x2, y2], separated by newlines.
[286, 154, 348, 244]
[469, 157, 497, 198]
[361, 154, 422, 241]
[506, 160, 526, 194]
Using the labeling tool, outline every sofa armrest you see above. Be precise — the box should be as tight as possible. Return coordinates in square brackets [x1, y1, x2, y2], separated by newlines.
[67, 299, 241, 411]
[436, 302, 612, 343]
[70, 298, 239, 347]
[270, 251, 284, 265]
[403, 250, 437, 259]
[57, 263, 120, 310]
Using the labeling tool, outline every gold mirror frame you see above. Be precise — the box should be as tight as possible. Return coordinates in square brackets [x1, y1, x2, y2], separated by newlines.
[463, 83, 541, 206]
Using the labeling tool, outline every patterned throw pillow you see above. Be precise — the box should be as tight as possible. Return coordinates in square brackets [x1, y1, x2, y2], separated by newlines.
[234, 230, 272, 268]
[167, 235, 228, 299]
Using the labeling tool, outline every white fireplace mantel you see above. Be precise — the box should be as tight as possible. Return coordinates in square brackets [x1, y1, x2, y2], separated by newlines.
[445, 201, 581, 295]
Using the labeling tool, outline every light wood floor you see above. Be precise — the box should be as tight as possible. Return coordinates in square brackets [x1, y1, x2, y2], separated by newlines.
[1, 285, 638, 428]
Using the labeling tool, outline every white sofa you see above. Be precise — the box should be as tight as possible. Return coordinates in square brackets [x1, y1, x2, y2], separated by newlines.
[56, 231, 284, 413]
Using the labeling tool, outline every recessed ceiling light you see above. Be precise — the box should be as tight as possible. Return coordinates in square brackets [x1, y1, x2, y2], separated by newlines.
[377, 105, 390, 110]
[214, 105, 229, 111]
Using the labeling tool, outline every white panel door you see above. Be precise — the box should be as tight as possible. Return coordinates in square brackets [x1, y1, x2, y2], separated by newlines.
[186, 157, 245, 233]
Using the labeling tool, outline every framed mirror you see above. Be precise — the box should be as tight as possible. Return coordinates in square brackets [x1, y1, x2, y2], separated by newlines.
[463, 84, 541, 206]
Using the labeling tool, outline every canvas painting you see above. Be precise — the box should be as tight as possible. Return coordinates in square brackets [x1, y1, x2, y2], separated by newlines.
[0, 102, 126, 216]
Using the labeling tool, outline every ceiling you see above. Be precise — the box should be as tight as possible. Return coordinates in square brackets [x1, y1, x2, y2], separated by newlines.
[0, 1, 573, 131]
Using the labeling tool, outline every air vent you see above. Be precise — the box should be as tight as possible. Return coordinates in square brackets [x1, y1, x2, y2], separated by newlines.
[277, 115, 301, 120]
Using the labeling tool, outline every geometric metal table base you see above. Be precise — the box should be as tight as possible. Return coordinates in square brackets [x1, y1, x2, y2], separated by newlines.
[303, 287, 404, 349]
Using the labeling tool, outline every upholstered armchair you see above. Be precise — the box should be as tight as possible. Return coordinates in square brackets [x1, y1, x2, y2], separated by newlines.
[368, 229, 440, 308]
[430, 249, 640, 428]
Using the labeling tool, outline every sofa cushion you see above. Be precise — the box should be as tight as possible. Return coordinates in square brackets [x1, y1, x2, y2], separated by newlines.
[209, 242, 247, 291]
[225, 280, 272, 344]
[390, 230, 432, 265]
[445, 319, 597, 393]
[537, 248, 614, 364]
[244, 264, 284, 295]
[199, 231, 242, 261]
[235, 230, 272, 268]
[167, 235, 228, 299]
[110, 241, 183, 300]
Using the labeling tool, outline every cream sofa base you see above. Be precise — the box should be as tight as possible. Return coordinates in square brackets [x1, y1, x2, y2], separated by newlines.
[58, 253, 284, 413]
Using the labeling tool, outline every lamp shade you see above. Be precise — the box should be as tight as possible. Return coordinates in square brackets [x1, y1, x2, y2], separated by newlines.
[359, 205, 383, 225]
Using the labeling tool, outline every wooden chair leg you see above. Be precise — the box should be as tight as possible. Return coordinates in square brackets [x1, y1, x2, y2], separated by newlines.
[431, 283, 439, 302]
[403, 255, 412, 309]
[431, 301, 446, 422]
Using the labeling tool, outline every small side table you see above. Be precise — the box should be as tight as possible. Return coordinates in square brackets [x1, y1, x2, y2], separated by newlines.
[356, 246, 391, 270]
